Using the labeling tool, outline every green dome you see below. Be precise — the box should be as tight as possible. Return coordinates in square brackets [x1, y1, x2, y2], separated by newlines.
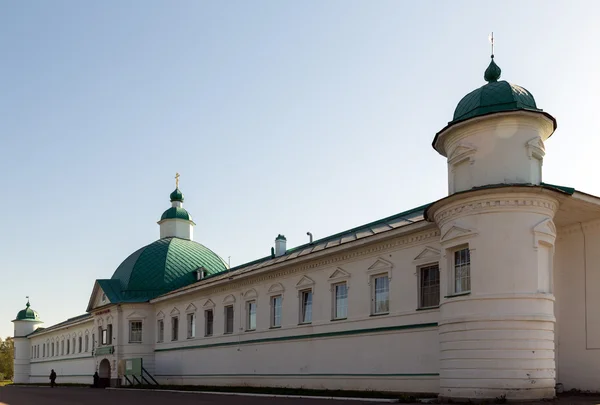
[170, 188, 184, 202]
[14, 301, 41, 322]
[110, 237, 227, 298]
[161, 207, 192, 221]
[451, 58, 542, 124]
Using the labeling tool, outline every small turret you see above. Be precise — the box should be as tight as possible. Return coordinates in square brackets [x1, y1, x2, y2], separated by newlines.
[158, 173, 196, 240]
[12, 299, 43, 384]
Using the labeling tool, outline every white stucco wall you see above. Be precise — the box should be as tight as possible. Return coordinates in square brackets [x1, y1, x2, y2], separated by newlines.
[554, 219, 600, 392]
[152, 231, 442, 393]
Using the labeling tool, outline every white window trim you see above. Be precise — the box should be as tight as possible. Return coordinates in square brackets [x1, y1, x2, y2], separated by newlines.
[128, 320, 143, 343]
[246, 300, 257, 331]
[157, 319, 165, 343]
[204, 309, 214, 337]
[448, 245, 471, 296]
[171, 316, 179, 341]
[298, 288, 313, 325]
[270, 294, 283, 328]
[370, 273, 390, 316]
[186, 312, 196, 339]
[224, 305, 235, 335]
[417, 262, 441, 309]
[331, 281, 348, 321]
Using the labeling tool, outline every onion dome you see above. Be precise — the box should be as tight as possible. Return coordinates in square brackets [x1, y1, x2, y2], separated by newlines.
[13, 300, 42, 322]
[170, 188, 184, 202]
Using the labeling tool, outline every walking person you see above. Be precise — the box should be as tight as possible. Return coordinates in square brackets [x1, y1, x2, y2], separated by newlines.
[49, 369, 57, 388]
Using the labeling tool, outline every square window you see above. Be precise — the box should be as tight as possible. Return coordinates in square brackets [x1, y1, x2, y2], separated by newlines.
[204, 310, 214, 337]
[129, 321, 143, 343]
[419, 264, 440, 308]
[171, 316, 179, 341]
[224, 305, 234, 334]
[187, 313, 196, 339]
[372, 275, 389, 314]
[333, 283, 348, 320]
[271, 295, 282, 328]
[454, 248, 471, 294]
[157, 319, 164, 343]
[300, 289, 313, 324]
[247, 301, 257, 331]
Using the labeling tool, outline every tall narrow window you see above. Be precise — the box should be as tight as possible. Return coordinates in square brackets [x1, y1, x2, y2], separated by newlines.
[129, 321, 143, 343]
[101, 329, 107, 345]
[157, 319, 164, 343]
[333, 283, 348, 320]
[61, 341, 64, 356]
[224, 305, 234, 334]
[271, 295, 282, 328]
[43, 344, 45, 358]
[205, 310, 214, 337]
[51, 342, 54, 357]
[300, 289, 313, 324]
[420, 264, 440, 308]
[67, 339, 70, 355]
[171, 317, 179, 341]
[78, 336, 82, 353]
[72, 338, 75, 354]
[92, 334, 95, 352]
[85, 335, 89, 352]
[247, 301, 257, 331]
[454, 248, 471, 293]
[372, 275, 389, 314]
[187, 313, 196, 339]
[107, 324, 113, 344]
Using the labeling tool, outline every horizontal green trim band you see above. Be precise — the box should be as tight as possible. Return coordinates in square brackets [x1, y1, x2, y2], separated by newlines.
[156, 322, 437, 353]
[30, 355, 93, 364]
[155, 373, 439, 377]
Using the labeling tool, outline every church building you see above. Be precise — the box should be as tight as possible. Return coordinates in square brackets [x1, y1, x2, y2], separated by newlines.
[12, 54, 600, 401]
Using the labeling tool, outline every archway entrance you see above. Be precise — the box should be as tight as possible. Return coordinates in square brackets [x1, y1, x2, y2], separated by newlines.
[99, 359, 111, 388]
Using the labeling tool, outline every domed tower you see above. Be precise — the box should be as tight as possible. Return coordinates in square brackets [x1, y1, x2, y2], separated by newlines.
[426, 51, 558, 400]
[158, 173, 195, 240]
[12, 300, 43, 384]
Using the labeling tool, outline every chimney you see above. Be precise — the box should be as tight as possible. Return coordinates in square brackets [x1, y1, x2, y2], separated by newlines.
[275, 234, 287, 257]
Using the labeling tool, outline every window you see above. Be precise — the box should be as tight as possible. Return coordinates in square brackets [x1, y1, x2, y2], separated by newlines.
[187, 313, 196, 339]
[333, 283, 348, 320]
[61, 340, 64, 356]
[92, 334, 95, 352]
[42, 344, 45, 358]
[419, 264, 440, 308]
[67, 339, 70, 355]
[72, 338, 75, 354]
[271, 295, 282, 328]
[51, 342, 54, 357]
[300, 289, 313, 324]
[454, 248, 471, 294]
[247, 301, 257, 331]
[204, 310, 213, 337]
[107, 324, 113, 344]
[129, 321, 143, 343]
[171, 317, 179, 341]
[157, 319, 164, 343]
[372, 275, 390, 314]
[224, 305, 234, 334]
[101, 328, 108, 345]
[78, 337, 82, 353]
[85, 335, 89, 352]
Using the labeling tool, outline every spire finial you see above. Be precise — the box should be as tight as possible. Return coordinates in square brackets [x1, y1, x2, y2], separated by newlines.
[175, 172, 180, 189]
[26, 296, 30, 307]
[484, 32, 501, 82]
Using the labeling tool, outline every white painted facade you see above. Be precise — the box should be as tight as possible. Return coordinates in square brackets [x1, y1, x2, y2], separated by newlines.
[12, 61, 600, 401]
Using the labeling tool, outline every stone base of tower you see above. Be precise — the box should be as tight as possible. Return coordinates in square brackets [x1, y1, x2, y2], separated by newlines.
[439, 298, 556, 401]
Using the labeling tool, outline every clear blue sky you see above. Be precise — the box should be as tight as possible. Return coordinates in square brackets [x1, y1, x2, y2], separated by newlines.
[1, 1, 599, 337]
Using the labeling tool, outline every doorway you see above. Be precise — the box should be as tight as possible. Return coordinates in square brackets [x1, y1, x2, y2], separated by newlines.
[98, 359, 111, 388]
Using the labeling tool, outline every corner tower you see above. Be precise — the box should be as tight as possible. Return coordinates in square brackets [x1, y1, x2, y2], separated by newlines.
[427, 51, 558, 401]
[12, 300, 43, 384]
[158, 173, 195, 240]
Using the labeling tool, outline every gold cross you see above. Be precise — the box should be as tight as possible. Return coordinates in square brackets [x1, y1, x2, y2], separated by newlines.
[489, 32, 494, 57]
[175, 172, 180, 188]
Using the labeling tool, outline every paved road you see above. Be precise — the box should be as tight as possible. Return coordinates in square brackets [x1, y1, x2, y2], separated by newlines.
[0, 386, 382, 405]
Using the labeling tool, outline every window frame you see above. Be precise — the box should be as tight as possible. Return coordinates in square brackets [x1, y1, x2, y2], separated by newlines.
[186, 313, 196, 339]
[157, 319, 164, 343]
[299, 289, 313, 325]
[129, 320, 143, 343]
[371, 273, 390, 315]
[270, 295, 282, 328]
[418, 263, 440, 309]
[332, 282, 348, 320]
[204, 309, 214, 337]
[224, 305, 234, 334]
[246, 300, 257, 331]
[451, 246, 471, 295]
[171, 316, 179, 341]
